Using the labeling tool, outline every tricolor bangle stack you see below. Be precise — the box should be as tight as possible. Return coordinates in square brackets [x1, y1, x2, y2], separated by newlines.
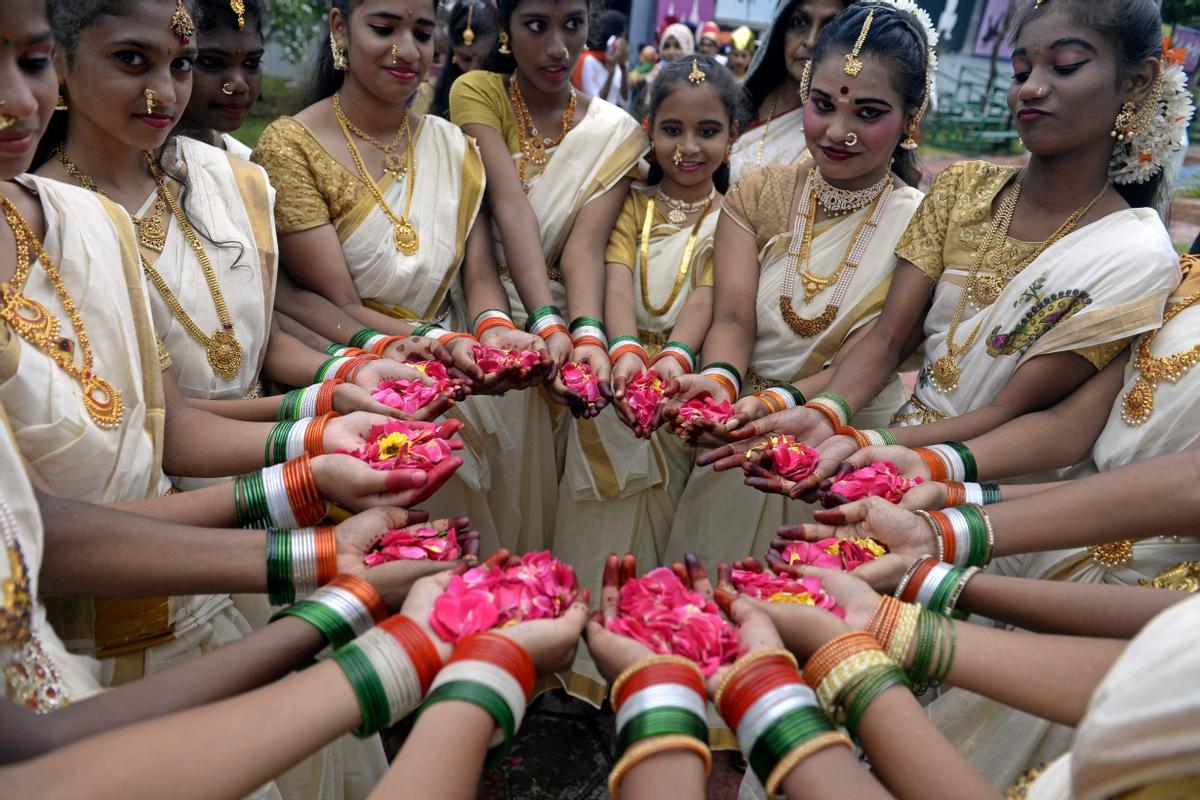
[263, 526, 337, 605]
[569, 316, 608, 350]
[804, 392, 853, 431]
[913, 442, 977, 482]
[915, 504, 995, 567]
[348, 327, 407, 356]
[716, 649, 850, 797]
[866, 596, 956, 694]
[893, 556, 979, 619]
[698, 361, 742, 400]
[412, 322, 474, 348]
[942, 481, 1001, 506]
[608, 335, 649, 367]
[524, 304, 569, 341]
[848, 427, 897, 448]
[752, 384, 805, 414]
[323, 344, 367, 357]
[651, 341, 696, 374]
[234, 455, 327, 529]
[314, 354, 380, 383]
[264, 412, 336, 463]
[330, 614, 443, 736]
[473, 309, 517, 339]
[607, 656, 712, 799]
[419, 632, 534, 760]
[273, 573, 391, 648]
[277, 380, 342, 421]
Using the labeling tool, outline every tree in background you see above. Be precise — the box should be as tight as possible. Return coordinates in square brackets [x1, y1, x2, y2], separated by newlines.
[267, 0, 326, 63]
[1164, 0, 1200, 27]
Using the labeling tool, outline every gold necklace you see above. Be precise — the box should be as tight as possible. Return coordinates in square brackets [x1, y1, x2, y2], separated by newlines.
[509, 75, 577, 186]
[0, 192, 124, 428]
[657, 186, 715, 225]
[755, 93, 780, 168]
[1120, 287, 1200, 426]
[811, 170, 890, 217]
[54, 147, 167, 251]
[779, 170, 893, 338]
[332, 94, 408, 177]
[0, 497, 32, 647]
[334, 94, 420, 256]
[639, 194, 713, 317]
[928, 179, 1107, 393]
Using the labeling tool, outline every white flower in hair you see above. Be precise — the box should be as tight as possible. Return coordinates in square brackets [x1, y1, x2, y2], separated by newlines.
[878, 0, 939, 74]
[1109, 56, 1195, 186]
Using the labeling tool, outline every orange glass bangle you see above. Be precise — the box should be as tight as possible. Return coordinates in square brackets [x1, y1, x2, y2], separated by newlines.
[803, 632, 881, 688]
[713, 648, 798, 710]
[943, 481, 966, 507]
[652, 351, 692, 374]
[609, 735, 712, 800]
[913, 448, 948, 481]
[572, 335, 607, 350]
[610, 654, 700, 703]
[866, 595, 903, 649]
[805, 401, 844, 432]
[753, 391, 782, 414]
[614, 662, 705, 710]
[451, 632, 536, 698]
[369, 335, 406, 356]
[610, 344, 650, 367]
[706, 374, 737, 401]
[314, 379, 341, 416]
[537, 323, 569, 341]
[331, 573, 389, 624]
[381, 614, 442, 691]
[304, 411, 337, 457]
[475, 317, 516, 338]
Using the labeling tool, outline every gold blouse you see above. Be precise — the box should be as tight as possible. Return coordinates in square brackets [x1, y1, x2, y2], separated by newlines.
[448, 70, 524, 155]
[605, 187, 715, 286]
[722, 163, 804, 252]
[895, 160, 1127, 371]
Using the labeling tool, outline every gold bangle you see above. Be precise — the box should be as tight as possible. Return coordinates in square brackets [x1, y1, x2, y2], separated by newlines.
[609, 654, 702, 705]
[816, 649, 892, 715]
[607, 734, 713, 800]
[888, 602, 920, 665]
[764, 731, 854, 797]
[712, 648, 800, 711]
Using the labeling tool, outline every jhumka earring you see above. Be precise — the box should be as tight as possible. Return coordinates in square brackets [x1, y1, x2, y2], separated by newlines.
[899, 120, 919, 150]
[1112, 71, 1164, 141]
[221, 82, 235, 96]
[144, 88, 156, 114]
[230, 0, 246, 29]
[688, 58, 706, 84]
[672, 144, 684, 167]
[55, 93, 68, 112]
[498, 31, 511, 55]
[330, 33, 349, 70]
[843, 9, 874, 77]
[463, 1, 476, 45]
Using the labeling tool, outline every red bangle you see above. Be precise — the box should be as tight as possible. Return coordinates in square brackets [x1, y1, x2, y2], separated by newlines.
[282, 455, 325, 526]
[451, 632, 536, 700]
[328, 573, 389, 624]
[304, 412, 338, 457]
[901, 559, 938, 604]
[614, 662, 705, 710]
[721, 659, 803, 731]
[652, 351, 692, 374]
[537, 323, 569, 341]
[334, 354, 379, 381]
[381, 615, 443, 692]
[943, 481, 966, 507]
[572, 335, 607, 351]
[315, 380, 341, 416]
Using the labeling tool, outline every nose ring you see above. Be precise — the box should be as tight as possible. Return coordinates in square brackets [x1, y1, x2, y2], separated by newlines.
[221, 82, 235, 96]
[843, 132, 858, 147]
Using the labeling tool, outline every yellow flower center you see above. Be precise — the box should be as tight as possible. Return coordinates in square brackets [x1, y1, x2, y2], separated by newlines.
[850, 537, 887, 557]
[376, 432, 412, 460]
[767, 591, 815, 605]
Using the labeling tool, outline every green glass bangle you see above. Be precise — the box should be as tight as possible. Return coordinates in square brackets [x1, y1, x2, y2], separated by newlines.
[933, 616, 958, 685]
[944, 441, 977, 482]
[981, 483, 1002, 504]
[607, 334, 642, 350]
[956, 505, 987, 567]
[236, 472, 269, 527]
[699, 361, 743, 390]
[813, 391, 852, 422]
[872, 427, 898, 445]
[266, 528, 292, 604]
[663, 340, 696, 360]
[331, 643, 391, 736]
[568, 315, 605, 333]
[616, 707, 707, 758]
[778, 384, 806, 406]
[909, 609, 938, 689]
[421, 681, 516, 762]
[928, 566, 962, 616]
[272, 600, 356, 646]
[348, 328, 382, 349]
[844, 665, 909, 737]
[747, 707, 835, 784]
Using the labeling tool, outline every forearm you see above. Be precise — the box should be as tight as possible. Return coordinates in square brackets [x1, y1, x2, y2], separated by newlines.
[562, 189, 628, 324]
[462, 223, 513, 321]
[888, 403, 1018, 448]
[962, 411, 1100, 480]
[957, 575, 1186, 637]
[703, 314, 756, 376]
[824, 332, 907, 414]
[780, 742, 896, 800]
[664, 287, 712, 353]
[621, 749, 707, 800]
[495, 201, 556, 311]
[162, 406, 273, 476]
[4, 658, 358, 800]
[101, 482, 237, 527]
[274, 310, 333, 351]
[262, 330, 329, 388]
[374, 701, 493, 799]
[989, 481, 1062, 500]
[186, 394, 283, 422]
[604, 265, 639, 339]
[274, 278, 369, 347]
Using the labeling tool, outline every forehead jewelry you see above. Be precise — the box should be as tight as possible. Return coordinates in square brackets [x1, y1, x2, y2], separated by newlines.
[170, 0, 196, 44]
[844, 8, 874, 77]
[688, 58, 706, 84]
[230, 0, 245, 29]
[221, 82, 235, 95]
[463, 1, 476, 45]
[145, 88, 156, 114]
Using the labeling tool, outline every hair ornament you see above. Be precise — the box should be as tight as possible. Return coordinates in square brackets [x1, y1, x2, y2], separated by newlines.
[464, 1, 476, 45]
[843, 9, 874, 77]
[230, 0, 246, 29]
[1109, 40, 1195, 186]
[170, 0, 196, 43]
[878, 0, 940, 150]
[688, 58, 706, 84]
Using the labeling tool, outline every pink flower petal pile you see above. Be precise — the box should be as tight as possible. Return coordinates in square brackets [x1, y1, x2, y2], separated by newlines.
[430, 551, 578, 643]
[471, 344, 542, 375]
[828, 461, 924, 504]
[371, 377, 442, 414]
[674, 397, 733, 435]
[780, 536, 887, 572]
[406, 360, 458, 393]
[345, 420, 455, 471]
[363, 526, 460, 566]
[731, 570, 844, 618]
[561, 362, 602, 404]
[626, 370, 665, 428]
[605, 567, 739, 676]
[756, 435, 820, 481]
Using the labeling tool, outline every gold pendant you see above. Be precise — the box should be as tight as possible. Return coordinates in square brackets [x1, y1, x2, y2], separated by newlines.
[972, 274, 1004, 307]
[931, 354, 960, 392]
[844, 54, 863, 78]
[4, 290, 60, 341]
[137, 218, 167, 252]
[666, 208, 687, 225]
[394, 221, 419, 256]
[1120, 378, 1154, 426]
[384, 151, 407, 176]
[1089, 539, 1134, 570]
[206, 328, 243, 380]
[81, 372, 124, 430]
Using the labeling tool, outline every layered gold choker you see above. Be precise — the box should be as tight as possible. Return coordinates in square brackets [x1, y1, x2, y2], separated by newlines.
[811, 169, 890, 217]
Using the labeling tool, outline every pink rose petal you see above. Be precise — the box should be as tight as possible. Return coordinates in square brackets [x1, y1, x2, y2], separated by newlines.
[626, 370, 665, 428]
[675, 397, 733, 436]
[363, 526, 461, 565]
[829, 461, 924, 504]
[472, 344, 542, 375]
[756, 435, 820, 481]
[731, 569, 844, 618]
[341, 420, 455, 471]
[780, 536, 886, 572]
[561, 362, 602, 404]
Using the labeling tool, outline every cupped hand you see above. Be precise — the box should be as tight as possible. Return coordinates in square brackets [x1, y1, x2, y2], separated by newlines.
[477, 327, 554, 392]
[610, 353, 650, 433]
[443, 335, 487, 384]
[775, 497, 938, 560]
[725, 406, 835, 447]
[321, 410, 394, 453]
[381, 335, 454, 367]
[705, 592, 790, 697]
[843, 444, 931, 480]
[723, 394, 774, 437]
[764, 546, 914, 596]
[660, 374, 732, 440]
[398, 571, 458, 662]
[584, 553, 658, 682]
[331, 381, 411, 419]
[334, 506, 430, 571]
[495, 590, 591, 676]
[559, 344, 612, 419]
[352, 359, 437, 393]
[358, 521, 480, 615]
[311, 451, 465, 510]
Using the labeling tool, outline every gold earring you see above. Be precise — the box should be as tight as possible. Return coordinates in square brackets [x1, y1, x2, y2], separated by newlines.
[498, 31, 511, 55]
[330, 32, 349, 70]
[144, 88, 156, 114]
[899, 118, 920, 151]
[672, 144, 683, 167]
[55, 93, 68, 111]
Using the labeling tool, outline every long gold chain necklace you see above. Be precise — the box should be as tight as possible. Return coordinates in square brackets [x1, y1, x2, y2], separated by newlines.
[639, 193, 714, 317]
[755, 93, 780, 168]
[332, 93, 408, 178]
[54, 147, 167, 251]
[333, 94, 419, 256]
[657, 186, 715, 225]
[0, 192, 124, 428]
[1120, 287, 1200, 426]
[778, 170, 892, 338]
[0, 496, 32, 647]
[928, 179, 1107, 393]
[509, 74, 576, 186]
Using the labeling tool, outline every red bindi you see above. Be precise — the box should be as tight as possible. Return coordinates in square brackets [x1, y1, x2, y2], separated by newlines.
[840, 86, 849, 96]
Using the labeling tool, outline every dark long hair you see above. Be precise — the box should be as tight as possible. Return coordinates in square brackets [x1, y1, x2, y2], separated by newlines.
[809, 2, 929, 187]
[194, 0, 266, 35]
[1011, 0, 1167, 211]
[430, 0, 498, 118]
[482, 0, 592, 74]
[298, 0, 355, 108]
[644, 55, 742, 193]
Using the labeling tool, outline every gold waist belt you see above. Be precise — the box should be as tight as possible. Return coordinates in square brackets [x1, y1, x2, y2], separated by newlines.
[890, 393, 948, 426]
[93, 596, 174, 659]
[498, 262, 563, 284]
[637, 329, 668, 359]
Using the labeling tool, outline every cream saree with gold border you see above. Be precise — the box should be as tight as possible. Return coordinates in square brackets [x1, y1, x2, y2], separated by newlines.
[728, 107, 806, 186]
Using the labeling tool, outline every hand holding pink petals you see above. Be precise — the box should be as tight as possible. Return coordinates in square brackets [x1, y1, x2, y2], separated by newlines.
[625, 370, 666, 428]
[674, 397, 733, 437]
[342, 420, 456, 472]
[363, 526, 461, 566]
[780, 536, 887, 572]
[731, 569, 845, 618]
[827, 461, 923, 504]
[471, 343, 542, 374]
[561, 362, 602, 404]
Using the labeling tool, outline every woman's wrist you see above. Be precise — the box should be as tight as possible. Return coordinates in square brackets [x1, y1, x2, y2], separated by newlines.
[234, 455, 327, 528]
[651, 341, 696, 374]
[278, 380, 342, 420]
[264, 412, 337, 463]
[272, 572, 389, 645]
